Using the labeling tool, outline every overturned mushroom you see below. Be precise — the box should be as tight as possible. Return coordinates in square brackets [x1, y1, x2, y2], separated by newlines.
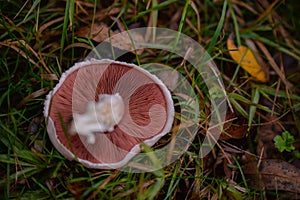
[69, 93, 125, 144]
[44, 59, 174, 169]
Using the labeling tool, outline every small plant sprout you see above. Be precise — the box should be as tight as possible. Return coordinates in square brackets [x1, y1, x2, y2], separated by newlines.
[273, 131, 295, 153]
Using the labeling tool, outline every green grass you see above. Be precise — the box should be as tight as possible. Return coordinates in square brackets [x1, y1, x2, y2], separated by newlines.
[1, 0, 300, 199]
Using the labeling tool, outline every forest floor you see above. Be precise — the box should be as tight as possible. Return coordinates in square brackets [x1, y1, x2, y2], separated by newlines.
[0, 0, 300, 199]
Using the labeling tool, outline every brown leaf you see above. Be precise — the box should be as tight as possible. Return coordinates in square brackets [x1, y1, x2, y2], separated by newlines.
[220, 112, 247, 140]
[257, 115, 281, 159]
[67, 179, 89, 198]
[29, 117, 45, 153]
[242, 159, 300, 193]
[75, 23, 144, 55]
[28, 117, 43, 135]
[76, 23, 111, 43]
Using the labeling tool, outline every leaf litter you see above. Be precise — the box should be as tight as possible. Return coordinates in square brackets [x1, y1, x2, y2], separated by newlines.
[1, 0, 300, 199]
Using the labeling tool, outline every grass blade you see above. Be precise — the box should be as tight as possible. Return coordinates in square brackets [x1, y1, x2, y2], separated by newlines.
[207, 0, 227, 54]
[248, 87, 260, 131]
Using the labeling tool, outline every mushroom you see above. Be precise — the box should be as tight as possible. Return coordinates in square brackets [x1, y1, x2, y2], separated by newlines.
[44, 59, 174, 169]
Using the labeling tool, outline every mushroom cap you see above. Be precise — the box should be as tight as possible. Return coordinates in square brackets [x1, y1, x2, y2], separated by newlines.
[44, 59, 174, 169]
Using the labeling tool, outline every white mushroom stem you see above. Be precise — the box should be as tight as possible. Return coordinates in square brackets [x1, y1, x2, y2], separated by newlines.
[69, 93, 125, 144]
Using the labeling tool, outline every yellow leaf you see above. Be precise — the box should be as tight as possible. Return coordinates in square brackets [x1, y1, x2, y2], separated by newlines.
[227, 38, 268, 82]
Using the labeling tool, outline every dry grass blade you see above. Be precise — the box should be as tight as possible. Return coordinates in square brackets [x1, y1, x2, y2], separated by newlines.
[190, 1, 201, 35]
[38, 17, 65, 36]
[0, 41, 38, 66]
[13, 0, 30, 19]
[88, 171, 120, 199]
[277, 25, 295, 48]
[40, 74, 58, 81]
[258, 0, 296, 48]
[114, 180, 155, 198]
[0, 40, 51, 73]
[18, 87, 50, 108]
[254, 0, 280, 25]
[229, 0, 259, 15]
[63, 43, 93, 52]
[74, 0, 94, 15]
[255, 40, 293, 89]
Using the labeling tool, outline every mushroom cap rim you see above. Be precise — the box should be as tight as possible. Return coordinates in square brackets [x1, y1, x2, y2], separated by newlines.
[44, 58, 174, 169]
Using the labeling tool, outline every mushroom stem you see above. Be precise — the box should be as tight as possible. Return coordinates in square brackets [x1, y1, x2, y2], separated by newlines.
[69, 93, 125, 144]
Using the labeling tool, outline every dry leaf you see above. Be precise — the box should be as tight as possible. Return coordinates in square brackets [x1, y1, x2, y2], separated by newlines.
[227, 36, 268, 82]
[28, 117, 43, 135]
[257, 115, 281, 159]
[76, 23, 111, 43]
[242, 159, 300, 193]
[76, 23, 144, 55]
[29, 117, 45, 153]
[220, 112, 247, 140]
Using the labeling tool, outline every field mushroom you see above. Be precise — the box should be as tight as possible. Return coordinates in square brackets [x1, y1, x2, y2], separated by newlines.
[44, 59, 174, 169]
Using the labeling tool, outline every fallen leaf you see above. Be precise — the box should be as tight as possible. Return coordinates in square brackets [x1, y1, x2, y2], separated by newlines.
[28, 117, 43, 135]
[67, 179, 89, 198]
[29, 117, 45, 153]
[76, 23, 111, 43]
[227, 35, 268, 82]
[220, 112, 247, 140]
[76, 23, 144, 55]
[257, 115, 281, 159]
[242, 159, 300, 193]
